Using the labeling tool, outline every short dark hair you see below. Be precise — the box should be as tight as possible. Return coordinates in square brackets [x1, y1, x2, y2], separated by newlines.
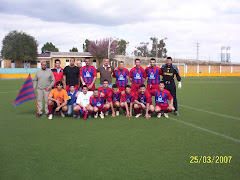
[150, 58, 156, 62]
[103, 79, 109, 83]
[160, 81, 164, 84]
[70, 84, 75, 88]
[56, 81, 63, 86]
[93, 89, 99, 92]
[135, 59, 141, 63]
[82, 85, 88, 89]
[119, 61, 124, 64]
[167, 57, 172, 61]
[55, 59, 60, 63]
[125, 85, 131, 89]
[139, 84, 145, 88]
[85, 57, 90, 60]
[112, 84, 118, 89]
[70, 57, 75, 61]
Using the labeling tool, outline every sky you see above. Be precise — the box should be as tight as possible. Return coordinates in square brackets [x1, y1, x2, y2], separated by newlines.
[0, 0, 240, 62]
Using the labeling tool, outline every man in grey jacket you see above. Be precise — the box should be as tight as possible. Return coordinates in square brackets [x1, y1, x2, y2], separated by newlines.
[33, 61, 55, 116]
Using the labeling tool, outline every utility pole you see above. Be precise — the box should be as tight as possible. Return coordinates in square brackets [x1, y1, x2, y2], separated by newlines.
[108, 37, 116, 59]
[196, 43, 200, 77]
[156, 38, 158, 59]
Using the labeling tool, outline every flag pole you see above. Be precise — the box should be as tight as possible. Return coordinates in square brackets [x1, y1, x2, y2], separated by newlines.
[35, 99, 40, 116]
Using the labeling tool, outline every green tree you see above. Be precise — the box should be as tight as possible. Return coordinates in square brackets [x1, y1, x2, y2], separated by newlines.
[41, 42, 59, 53]
[134, 42, 149, 57]
[70, 47, 78, 52]
[1, 30, 38, 62]
[116, 39, 129, 55]
[83, 39, 90, 52]
[150, 37, 167, 58]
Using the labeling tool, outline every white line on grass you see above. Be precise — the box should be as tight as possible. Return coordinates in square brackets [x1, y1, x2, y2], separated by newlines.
[183, 81, 240, 84]
[179, 104, 240, 121]
[169, 117, 240, 144]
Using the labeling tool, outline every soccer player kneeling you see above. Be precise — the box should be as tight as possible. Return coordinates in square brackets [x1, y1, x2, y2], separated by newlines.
[73, 85, 93, 120]
[109, 84, 121, 116]
[48, 81, 69, 120]
[120, 85, 134, 117]
[154, 81, 175, 118]
[134, 84, 154, 119]
[89, 89, 110, 119]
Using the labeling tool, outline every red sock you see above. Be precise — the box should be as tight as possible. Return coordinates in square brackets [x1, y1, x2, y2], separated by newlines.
[116, 107, 120, 111]
[48, 105, 53, 115]
[121, 107, 126, 111]
[75, 110, 80, 115]
[102, 107, 108, 113]
[134, 108, 141, 114]
[148, 110, 153, 114]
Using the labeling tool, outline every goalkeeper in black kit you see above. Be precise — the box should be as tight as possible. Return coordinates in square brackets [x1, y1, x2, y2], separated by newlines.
[161, 57, 182, 116]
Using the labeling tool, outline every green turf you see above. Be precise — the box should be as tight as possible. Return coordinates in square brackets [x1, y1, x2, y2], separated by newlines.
[0, 77, 240, 179]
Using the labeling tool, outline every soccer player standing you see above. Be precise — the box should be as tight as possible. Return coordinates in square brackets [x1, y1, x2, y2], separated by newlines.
[63, 58, 80, 92]
[161, 57, 182, 116]
[113, 61, 129, 92]
[154, 82, 175, 118]
[80, 58, 97, 91]
[129, 59, 146, 93]
[33, 61, 55, 116]
[51, 59, 64, 88]
[133, 84, 154, 119]
[145, 58, 162, 95]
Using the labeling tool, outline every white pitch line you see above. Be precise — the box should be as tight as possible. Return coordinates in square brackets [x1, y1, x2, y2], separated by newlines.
[169, 117, 240, 144]
[183, 81, 240, 84]
[179, 104, 240, 121]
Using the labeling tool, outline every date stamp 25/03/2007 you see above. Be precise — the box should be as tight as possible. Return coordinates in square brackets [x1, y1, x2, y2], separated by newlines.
[190, 156, 232, 164]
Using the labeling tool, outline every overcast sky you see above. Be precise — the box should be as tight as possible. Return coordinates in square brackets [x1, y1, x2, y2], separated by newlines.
[0, 0, 240, 62]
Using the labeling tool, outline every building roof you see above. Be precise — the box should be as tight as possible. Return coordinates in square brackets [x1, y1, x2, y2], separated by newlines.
[51, 52, 93, 58]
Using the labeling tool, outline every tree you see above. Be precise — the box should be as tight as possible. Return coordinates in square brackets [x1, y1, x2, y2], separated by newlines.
[88, 38, 118, 66]
[150, 37, 167, 58]
[83, 39, 90, 52]
[41, 42, 59, 53]
[116, 39, 129, 55]
[1, 30, 38, 62]
[69, 47, 78, 52]
[133, 42, 150, 57]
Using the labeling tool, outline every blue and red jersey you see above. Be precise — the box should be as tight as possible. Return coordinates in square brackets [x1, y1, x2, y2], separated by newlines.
[113, 68, 129, 87]
[145, 66, 162, 85]
[121, 92, 134, 104]
[134, 91, 152, 104]
[129, 67, 146, 84]
[80, 65, 97, 84]
[154, 89, 172, 106]
[98, 87, 112, 101]
[90, 94, 105, 107]
[109, 91, 121, 102]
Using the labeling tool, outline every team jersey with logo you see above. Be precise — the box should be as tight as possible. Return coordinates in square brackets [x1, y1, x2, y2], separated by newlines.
[121, 92, 134, 104]
[145, 66, 162, 85]
[98, 87, 112, 101]
[129, 67, 146, 84]
[113, 68, 129, 87]
[109, 91, 121, 102]
[90, 94, 105, 107]
[80, 65, 97, 84]
[134, 91, 152, 104]
[154, 89, 173, 106]
[49, 88, 69, 104]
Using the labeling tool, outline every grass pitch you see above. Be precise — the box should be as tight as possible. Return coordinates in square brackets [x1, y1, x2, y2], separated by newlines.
[0, 77, 240, 179]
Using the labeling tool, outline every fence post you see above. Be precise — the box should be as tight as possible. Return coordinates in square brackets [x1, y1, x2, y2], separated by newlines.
[209, 65, 211, 73]
[220, 66, 222, 73]
[231, 66, 233, 73]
